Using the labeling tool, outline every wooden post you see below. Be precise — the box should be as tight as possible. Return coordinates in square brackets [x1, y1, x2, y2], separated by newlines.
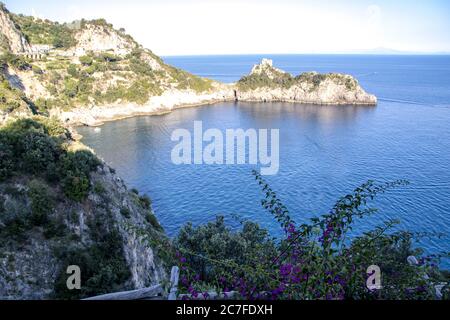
[83, 284, 163, 300]
[168, 266, 179, 300]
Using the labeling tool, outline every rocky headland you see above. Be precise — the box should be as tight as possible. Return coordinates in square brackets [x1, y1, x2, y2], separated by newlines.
[235, 58, 377, 105]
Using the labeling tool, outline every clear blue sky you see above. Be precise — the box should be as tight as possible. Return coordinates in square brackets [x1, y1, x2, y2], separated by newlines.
[4, 0, 450, 55]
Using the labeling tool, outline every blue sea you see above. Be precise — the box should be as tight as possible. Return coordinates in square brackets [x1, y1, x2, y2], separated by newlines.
[78, 55, 450, 267]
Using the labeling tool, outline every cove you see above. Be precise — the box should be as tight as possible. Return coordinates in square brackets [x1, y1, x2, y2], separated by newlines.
[170, 121, 280, 175]
[78, 100, 450, 267]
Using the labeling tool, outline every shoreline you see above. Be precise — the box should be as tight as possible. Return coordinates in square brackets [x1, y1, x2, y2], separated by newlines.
[73, 97, 235, 128]
[57, 87, 236, 127]
[65, 92, 377, 128]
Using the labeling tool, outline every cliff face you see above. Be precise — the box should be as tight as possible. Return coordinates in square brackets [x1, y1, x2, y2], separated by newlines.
[236, 59, 377, 105]
[0, 6, 31, 54]
[70, 22, 138, 57]
[0, 6, 219, 125]
[0, 118, 168, 299]
[249, 58, 287, 79]
[0, 166, 168, 299]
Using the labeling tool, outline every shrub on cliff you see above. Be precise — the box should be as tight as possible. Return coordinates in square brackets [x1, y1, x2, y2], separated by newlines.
[79, 55, 94, 66]
[0, 52, 31, 70]
[237, 72, 295, 91]
[63, 78, 78, 98]
[21, 131, 59, 173]
[0, 118, 100, 201]
[167, 66, 213, 93]
[27, 179, 54, 226]
[57, 150, 100, 201]
[10, 13, 76, 49]
[0, 135, 14, 180]
[53, 225, 131, 299]
[0, 74, 29, 113]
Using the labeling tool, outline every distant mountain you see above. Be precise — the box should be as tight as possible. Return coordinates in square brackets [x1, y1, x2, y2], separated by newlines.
[351, 47, 450, 55]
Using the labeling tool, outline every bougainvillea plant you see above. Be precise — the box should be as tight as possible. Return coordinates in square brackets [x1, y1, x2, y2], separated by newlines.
[173, 171, 449, 300]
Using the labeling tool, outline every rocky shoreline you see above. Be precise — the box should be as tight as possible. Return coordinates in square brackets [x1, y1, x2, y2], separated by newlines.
[55, 86, 236, 126]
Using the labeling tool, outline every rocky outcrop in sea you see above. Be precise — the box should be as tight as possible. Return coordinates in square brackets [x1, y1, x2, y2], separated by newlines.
[235, 59, 377, 105]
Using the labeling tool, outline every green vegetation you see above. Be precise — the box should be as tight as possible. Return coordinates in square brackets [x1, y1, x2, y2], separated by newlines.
[0, 53, 32, 115]
[120, 207, 131, 218]
[176, 216, 276, 282]
[0, 16, 215, 115]
[79, 55, 93, 66]
[238, 71, 295, 91]
[167, 65, 213, 93]
[0, 178, 66, 242]
[127, 188, 163, 231]
[138, 194, 152, 210]
[0, 52, 31, 70]
[27, 178, 54, 225]
[145, 212, 163, 231]
[0, 117, 100, 201]
[0, 73, 30, 113]
[93, 181, 106, 195]
[10, 13, 76, 48]
[53, 228, 131, 299]
[237, 67, 359, 92]
[173, 171, 450, 300]
[296, 72, 358, 91]
[33, 50, 168, 111]
[0, 118, 141, 299]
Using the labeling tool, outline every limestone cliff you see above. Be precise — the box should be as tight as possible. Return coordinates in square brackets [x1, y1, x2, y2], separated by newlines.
[71, 21, 138, 57]
[0, 5, 31, 54]
[0, 167, 168, 299]
[0, 118, 168, 299]
[0, 5, 218, 126]
[235, 59, 377, 105]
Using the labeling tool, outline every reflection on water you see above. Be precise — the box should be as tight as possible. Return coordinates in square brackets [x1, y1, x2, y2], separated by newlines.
[238, 102, 376, 123]
[78, 101, 450, 267]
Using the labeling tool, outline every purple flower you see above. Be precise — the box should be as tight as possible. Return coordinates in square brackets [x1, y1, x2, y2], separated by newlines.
[280, 263, 293, 277]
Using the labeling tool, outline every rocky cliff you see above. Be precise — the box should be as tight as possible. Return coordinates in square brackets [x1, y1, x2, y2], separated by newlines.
[0, 166, 168, 299]
[0, 6, 219, 126]
[71, 22, 137, 57]
[0, 5, 31, 54]
[0, 117, 168, 299]
[235, 59, 377, 105]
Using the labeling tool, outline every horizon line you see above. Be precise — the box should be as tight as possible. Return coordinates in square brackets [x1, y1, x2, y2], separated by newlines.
[162, 52, 450, 57]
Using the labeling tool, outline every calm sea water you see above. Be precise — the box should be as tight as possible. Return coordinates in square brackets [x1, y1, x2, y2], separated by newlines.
[78, 55, 450, 266]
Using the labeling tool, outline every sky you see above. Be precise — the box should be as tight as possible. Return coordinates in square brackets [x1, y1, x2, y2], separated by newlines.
[4, 0, 450, 56]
